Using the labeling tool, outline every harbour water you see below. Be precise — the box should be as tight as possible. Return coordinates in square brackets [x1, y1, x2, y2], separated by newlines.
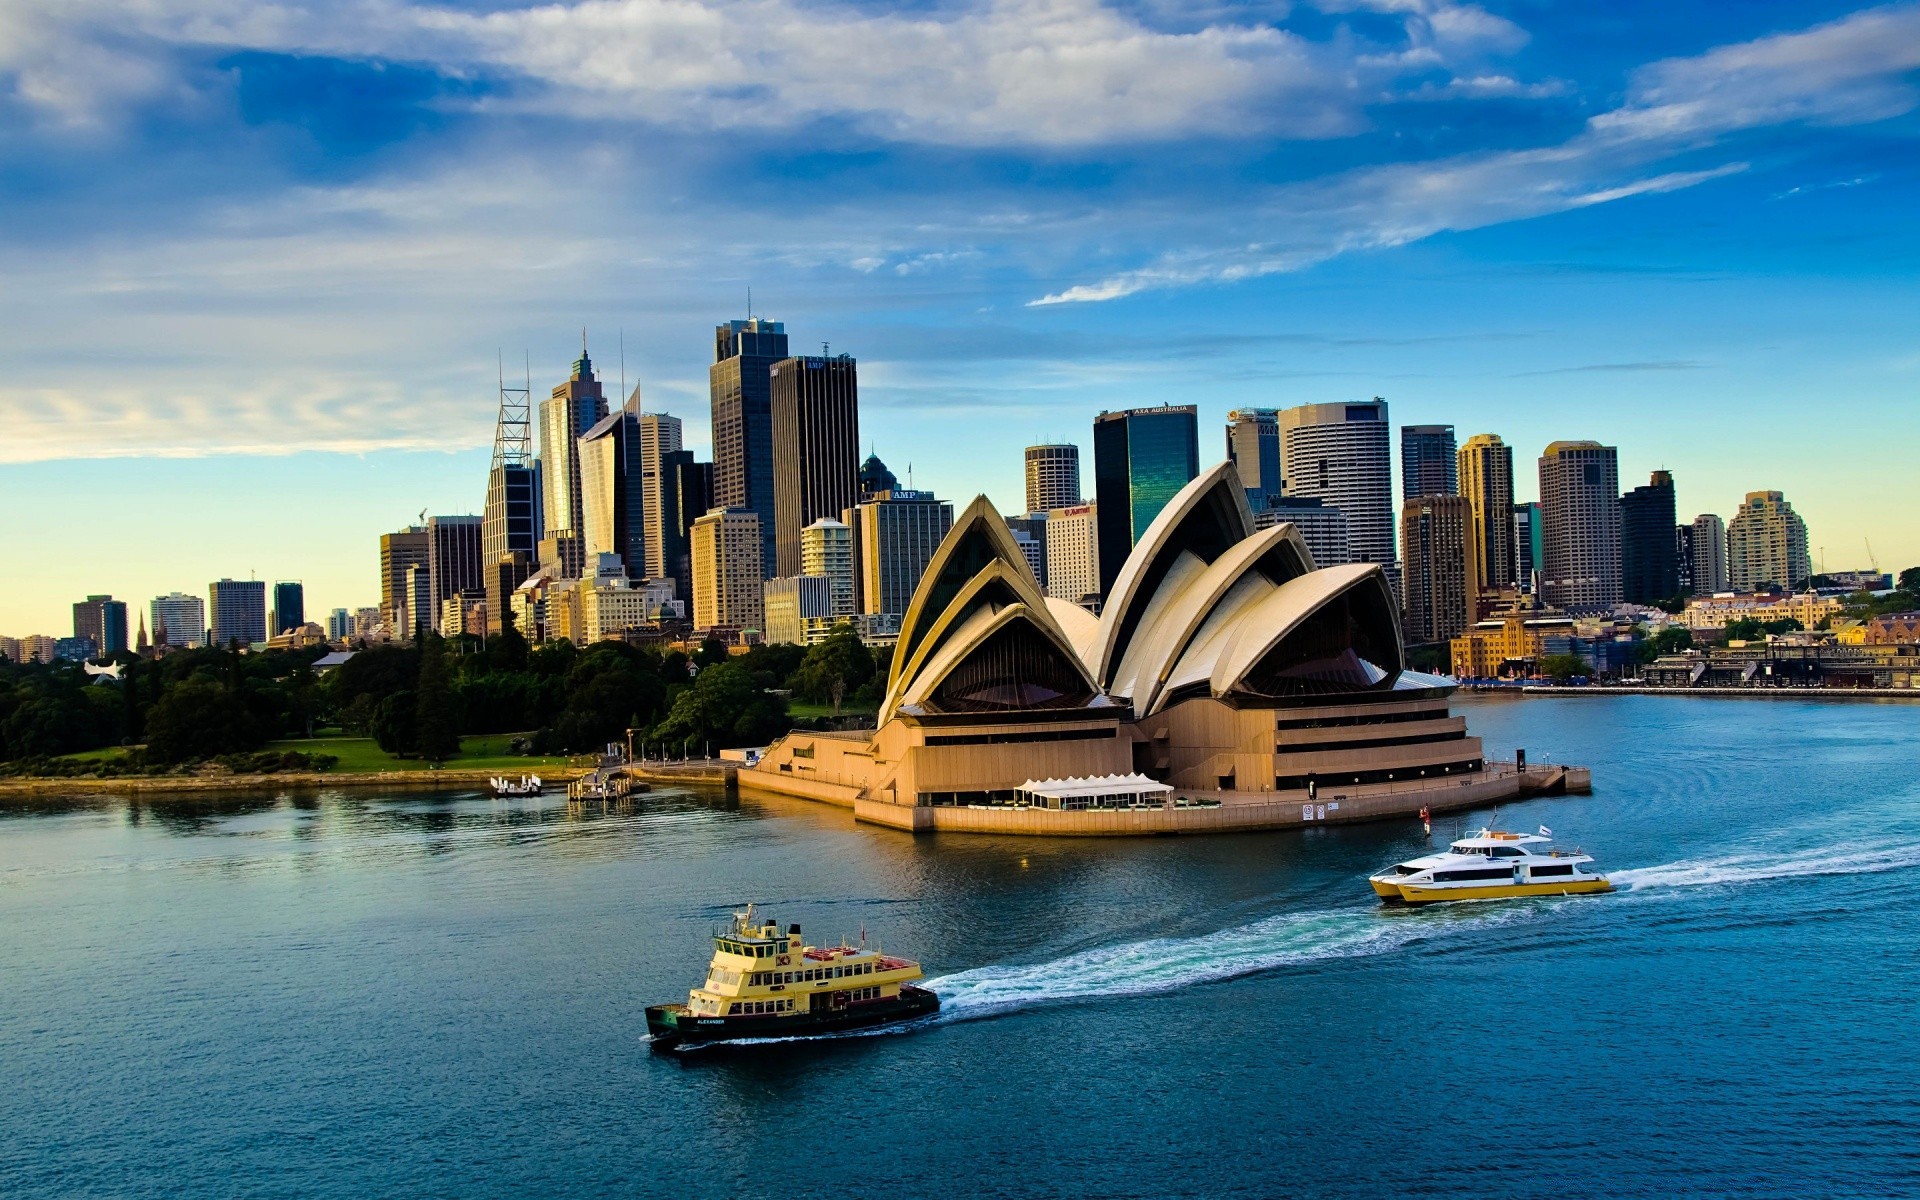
[4, 695, 1918, 1198]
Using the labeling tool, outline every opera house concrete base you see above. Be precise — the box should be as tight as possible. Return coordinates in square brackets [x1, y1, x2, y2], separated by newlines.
[739, 467, 1590, 839]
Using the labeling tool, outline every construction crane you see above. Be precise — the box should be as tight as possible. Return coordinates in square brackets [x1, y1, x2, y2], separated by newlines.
[1865, 538, 1879, 573]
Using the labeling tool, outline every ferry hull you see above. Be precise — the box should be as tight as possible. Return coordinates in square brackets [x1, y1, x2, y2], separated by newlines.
[1381, 877, 1613, 905]
[646, 985, 941, 1050]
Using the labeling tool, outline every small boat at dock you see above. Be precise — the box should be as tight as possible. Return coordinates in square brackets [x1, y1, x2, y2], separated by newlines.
[1370, 828, 1612, 904]
[489, 774, 544, 797]
[646, 905, 939, 1049]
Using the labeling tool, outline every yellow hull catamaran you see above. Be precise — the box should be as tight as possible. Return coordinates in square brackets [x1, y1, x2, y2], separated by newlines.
[646, 906, 939, 1050]
[1371, 827, 1612, 904]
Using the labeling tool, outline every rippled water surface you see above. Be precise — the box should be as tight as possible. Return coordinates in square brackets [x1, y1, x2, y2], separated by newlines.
[4, 695, 1919, 1198]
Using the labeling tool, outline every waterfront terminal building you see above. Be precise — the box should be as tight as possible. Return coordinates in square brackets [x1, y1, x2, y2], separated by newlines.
[741, 464, 1559, 835]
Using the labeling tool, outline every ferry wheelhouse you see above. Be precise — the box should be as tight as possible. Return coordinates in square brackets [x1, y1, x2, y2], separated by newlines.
[645, 906, 939, 1049]
[1370, 829, 1612, 904]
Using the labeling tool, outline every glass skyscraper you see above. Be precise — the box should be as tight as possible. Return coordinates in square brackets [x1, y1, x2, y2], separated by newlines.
[1092, 405, 1200, 596]
[710, 317, 788, 577]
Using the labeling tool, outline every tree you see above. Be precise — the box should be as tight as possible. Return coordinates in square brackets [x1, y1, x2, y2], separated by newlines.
[370, 690, 417, 756]
[488, 608, 530, 673]
[694, 637, 730, 668]
[1537, 654, 1588, 683]
[1649, 626, 1694, 656]
[543, 642, 668, 752]
[413, 634, 461, 765]
[1721, 617, 1766, 644]
[144, 679, 267, 763]
[790, 625, 876, 714]
[3, 691, 110, 759]
[1900, 566, 1920, 595]
[650, 661, 790, 751]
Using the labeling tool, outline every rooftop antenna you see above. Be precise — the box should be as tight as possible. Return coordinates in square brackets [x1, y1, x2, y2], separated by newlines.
[620, 328, 626, 405]
[491, 349, 532, 470]
[747, 285, 752, 319]
[822, 341, 830, 356]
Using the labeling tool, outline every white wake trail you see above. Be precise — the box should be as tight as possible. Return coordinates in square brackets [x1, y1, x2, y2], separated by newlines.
[1610, 839, 1920, 891]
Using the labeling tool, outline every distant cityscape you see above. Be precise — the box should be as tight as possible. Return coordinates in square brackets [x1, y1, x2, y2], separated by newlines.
[5, 315, 1912, 686]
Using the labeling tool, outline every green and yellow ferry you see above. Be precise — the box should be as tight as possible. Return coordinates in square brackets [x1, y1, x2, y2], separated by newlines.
[646, 905, 940, 1050]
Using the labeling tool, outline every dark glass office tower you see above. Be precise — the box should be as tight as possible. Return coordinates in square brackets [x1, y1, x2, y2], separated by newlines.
[656, 451, 714, 605]
[270, 581, 305, 635]
[1092, 405, 1200, 597]
[1621, 470, 1679, 604]
[1400, 424, 1457, 500]
[711, 318, 789, 576]
[770, 354, 860, 578]
[72, 595, 129, 658]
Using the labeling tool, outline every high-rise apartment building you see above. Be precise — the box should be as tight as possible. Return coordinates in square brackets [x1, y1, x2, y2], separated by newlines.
[209, 579, 267, 646]
[770, 354, 859, 578]
[800, 518, 855, 619]
[1255, 497, 1350, 569]
[1225, 409, 1283, 509]
[1400, 495, 1480, 645]
[1727, 491, 1811, 590]
[402, 564, 433, 641]
[1537, 441, 1621, 610]
[1688, 513, 1729, 595]
[847, 488, 955, 620]
[1457, 433, 1516, 592]
[1092, 405, 1200, 596]
[691, 508, 765, 634]
[379, 527, 430, 628]
[1024, 444, 1082, 513]
[270, 581, 306, 635]
[72, 595, 128, 658]
[579, 405, 646, 576]
[1400, 424, 1457, 500]
[1278, 399, 1395, 574]
[1043, 503, 1100, 605]
[1513, 502, 1542, 591]
[425, 515, 482, 631]
[150, 592, 205, 648]
[1620, 471, 1679, 604]
[538, 347, 608, 551]
[711, 317, 789, 574]
[637, 412, 683, 580]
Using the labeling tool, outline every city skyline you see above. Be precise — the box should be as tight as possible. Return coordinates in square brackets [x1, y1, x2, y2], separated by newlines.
[5, 2, 1920, 630]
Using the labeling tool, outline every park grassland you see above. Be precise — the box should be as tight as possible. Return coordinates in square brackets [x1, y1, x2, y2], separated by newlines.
[263, 733, 575, 774]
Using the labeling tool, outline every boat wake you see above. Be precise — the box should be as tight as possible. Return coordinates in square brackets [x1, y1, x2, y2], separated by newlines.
[1609, 839, 1920, 892]
[925, 837, 1920, 1023]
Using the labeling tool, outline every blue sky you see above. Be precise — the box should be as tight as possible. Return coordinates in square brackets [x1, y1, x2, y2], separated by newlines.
[2, 0, 1917, 633]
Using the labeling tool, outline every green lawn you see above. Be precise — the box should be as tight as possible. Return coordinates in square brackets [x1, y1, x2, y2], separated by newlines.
[786, 701, 877, 720]
[267, 734, 577, 774]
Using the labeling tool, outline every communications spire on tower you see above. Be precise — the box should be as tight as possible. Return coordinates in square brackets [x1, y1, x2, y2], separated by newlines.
[492, 350, 532, 469]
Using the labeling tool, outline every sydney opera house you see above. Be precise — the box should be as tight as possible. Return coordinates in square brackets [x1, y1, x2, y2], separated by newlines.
[741, 464, 1577, 834]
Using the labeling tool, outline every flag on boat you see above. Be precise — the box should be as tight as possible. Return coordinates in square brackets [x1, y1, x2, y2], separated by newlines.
[1538, 825, 1553, 838]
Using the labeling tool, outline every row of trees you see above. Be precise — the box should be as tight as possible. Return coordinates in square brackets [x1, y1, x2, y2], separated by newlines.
[0, 618, 892, 769]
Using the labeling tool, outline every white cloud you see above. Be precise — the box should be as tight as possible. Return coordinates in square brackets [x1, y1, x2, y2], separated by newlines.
[1034, 3, 1920, 303]
[0, 0, 1549, 145]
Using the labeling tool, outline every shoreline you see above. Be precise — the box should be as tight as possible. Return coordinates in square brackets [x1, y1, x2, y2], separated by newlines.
[0, 767, 588, 800]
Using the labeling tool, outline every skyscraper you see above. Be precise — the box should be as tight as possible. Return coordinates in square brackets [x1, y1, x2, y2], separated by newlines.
[1225, 409, 1283, 509]
[637, 411, 683, 580]
[1278, 399, 1396, 574]
[1727, 490, 1810, 590]
[1400, 495, 1480, 645]
[209, 579, 267, 646]
[1400, 424, 1457, 500]
[691, 508, 764, 634]
[770, 353, 860, 578]
[1513, 502, 1542, 592]
[1620, 470, 1679, 604]
[859, 452, 900, 501]
[1457, 433, 1516, 592]
[656, 451, 714, 603]
[270, 581, 306, 635]
[425, 516, 482, 630]
[1004, 513, 1048, 589]
[538, 346, 608, 553]
[1688, 513, 1729, 595]
[483, 364, 538, 634]
[579, 404, 646, 577]
[72, 595, 128, 658]
[1537, 440, 1621, 610]
[711, 317, 789, 574]
[150, 592, 205, 648]
[1024, 444, 1082, 513]
[1255, 497, 1350, 569]
[847, 487, 954, 620]
[1092, 404, 1200, 596]
[1044, 503, 1100, 606]
[379, 527, 430, 628]
[327, 608, 353, 641]
[801, 518, 856, 620]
